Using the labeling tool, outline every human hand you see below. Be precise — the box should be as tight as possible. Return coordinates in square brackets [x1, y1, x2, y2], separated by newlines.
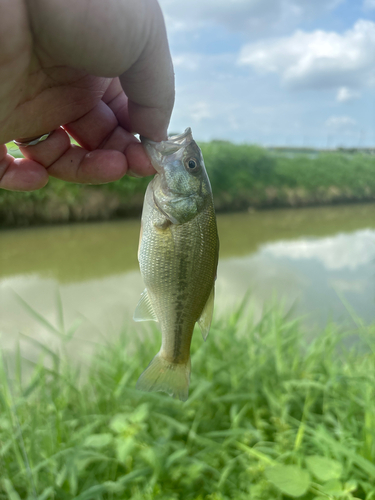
[0, 0, 174, 191]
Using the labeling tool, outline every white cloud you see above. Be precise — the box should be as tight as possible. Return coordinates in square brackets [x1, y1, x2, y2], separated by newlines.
[336, 87, 360, 102]
[161, 3, 374, 146]
[172, 52, 235, 74]
[363, 0, 375, 10]
[172, 54, 200, 71]
[238, 20, 375, 91]
[228, 115, 240, 130]
[262, 229, 375, 271]
[190, 101, 211, 121]
[330, 278, 367, 293]
[325, 115, 357, 128]
[160, 0, 342, 35]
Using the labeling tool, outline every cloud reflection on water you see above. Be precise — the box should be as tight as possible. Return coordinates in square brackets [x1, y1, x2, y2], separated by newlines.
[261, 229, 375, 270]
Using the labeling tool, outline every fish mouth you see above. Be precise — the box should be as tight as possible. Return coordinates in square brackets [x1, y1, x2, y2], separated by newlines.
[165, 128, 193, 146]
[141, 128, 193, 158]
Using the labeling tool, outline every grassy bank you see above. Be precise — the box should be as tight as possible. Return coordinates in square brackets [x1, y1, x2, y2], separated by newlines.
[1, 300, 375, 499]
[1, 143, 375, 226]
[201, 143, 375, 211]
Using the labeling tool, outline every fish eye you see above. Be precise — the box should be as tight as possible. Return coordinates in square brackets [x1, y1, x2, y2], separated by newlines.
[184, 157, 200, 173]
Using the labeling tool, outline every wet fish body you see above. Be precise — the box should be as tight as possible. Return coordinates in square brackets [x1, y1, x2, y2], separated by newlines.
[134, 128, 219, 401]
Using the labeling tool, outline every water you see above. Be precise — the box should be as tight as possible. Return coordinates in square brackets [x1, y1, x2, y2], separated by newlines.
[1, 204, 375, 366]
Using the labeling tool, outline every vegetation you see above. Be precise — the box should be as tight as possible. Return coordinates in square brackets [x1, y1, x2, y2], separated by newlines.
[1, 142, 375, 226]
[1, 297, 375, 499]
[201, 142, 375, 211]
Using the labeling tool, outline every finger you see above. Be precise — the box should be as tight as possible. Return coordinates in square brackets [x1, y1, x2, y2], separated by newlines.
[47, 146, 128, 184]
[18, 129, 128, 183]
[19, 114, 154, 180]
[119, 2, 175, 141]
[45, 142, 154, 181]
[99, 126, 154, 176]
[64, 100, 119, 150]
[0, 144, 48, 191]
[62, 99, 155, 176]
[102, 78, 131, 132]
[19, 128, 71, 167]
[63, 98, 142, 154]
[46, 139, 155, 182]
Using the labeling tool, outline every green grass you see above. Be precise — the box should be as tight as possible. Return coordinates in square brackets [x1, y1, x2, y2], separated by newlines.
[200, 142, 375, 210]
[1, 297, 375, 499]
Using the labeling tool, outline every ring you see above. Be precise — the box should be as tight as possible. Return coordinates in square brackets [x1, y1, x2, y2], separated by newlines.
[13, 132, 53, 147]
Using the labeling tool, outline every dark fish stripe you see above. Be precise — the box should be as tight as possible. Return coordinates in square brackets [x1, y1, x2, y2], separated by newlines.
[173, 249, 189, 361]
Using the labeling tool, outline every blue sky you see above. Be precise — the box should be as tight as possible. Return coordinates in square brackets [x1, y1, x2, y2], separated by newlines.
[159, 0, 375, 147]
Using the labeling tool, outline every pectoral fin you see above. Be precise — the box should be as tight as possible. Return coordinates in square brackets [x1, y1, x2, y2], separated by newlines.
[198, 286, 215, 341]
[133, 289, 157, 322]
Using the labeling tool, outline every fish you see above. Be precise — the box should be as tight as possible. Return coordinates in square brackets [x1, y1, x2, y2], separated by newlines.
[134, 127, 219, 401]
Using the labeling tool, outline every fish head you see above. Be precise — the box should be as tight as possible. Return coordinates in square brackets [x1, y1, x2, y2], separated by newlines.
[142, 128, 213, 224]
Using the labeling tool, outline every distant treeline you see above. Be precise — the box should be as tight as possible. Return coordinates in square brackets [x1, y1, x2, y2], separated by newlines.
[1, 142, 375, 226]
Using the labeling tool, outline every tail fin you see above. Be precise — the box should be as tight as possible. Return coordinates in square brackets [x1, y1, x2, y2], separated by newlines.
[136, 352, 191, 401]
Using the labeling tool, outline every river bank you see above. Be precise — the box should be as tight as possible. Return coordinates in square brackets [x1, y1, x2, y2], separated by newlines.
[2, 142, 375, 227]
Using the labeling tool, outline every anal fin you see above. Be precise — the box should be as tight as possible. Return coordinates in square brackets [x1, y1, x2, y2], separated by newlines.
[133, 289, 157, 322]
[198, 286, 215, 341]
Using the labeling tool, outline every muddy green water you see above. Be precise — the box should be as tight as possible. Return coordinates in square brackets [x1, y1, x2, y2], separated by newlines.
[1, 204, 375, 365]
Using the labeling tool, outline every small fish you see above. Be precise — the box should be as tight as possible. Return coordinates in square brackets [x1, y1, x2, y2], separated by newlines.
[134, 128, 219, 401]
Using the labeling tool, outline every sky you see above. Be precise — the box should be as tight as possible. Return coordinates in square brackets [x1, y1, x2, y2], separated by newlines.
[158, 0, 375, 147]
